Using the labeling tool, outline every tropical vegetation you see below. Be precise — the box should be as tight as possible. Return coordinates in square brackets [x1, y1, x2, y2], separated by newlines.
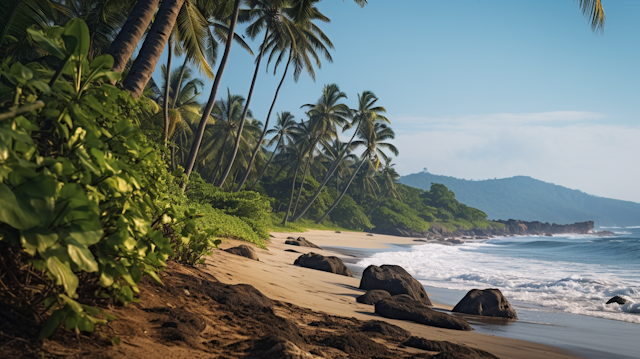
[0, 0, 606, 344]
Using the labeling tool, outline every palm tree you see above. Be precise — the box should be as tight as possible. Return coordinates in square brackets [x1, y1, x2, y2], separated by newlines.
[182, 0, 242, 188]
[194, 90, 254, 185]
[235, 3, 333, 191]
[218, 0, 295, 189]
[317, 122, 398, 224]
[578, 0, 605, 32]
[108, 0, 160, 73]
[1, 0, 65, 62]
[123, 0, 187, 98]
[250, 111, 297, 190]
[366, 160, 400, 217]
[285, 84, 349, 222]
[290, 89, 387, 222]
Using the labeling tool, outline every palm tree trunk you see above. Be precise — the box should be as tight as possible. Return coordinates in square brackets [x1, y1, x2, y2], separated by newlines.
[236, 53, 292, 191]
[290, 124, 362, 222]
[123, 0, 185, 99]
[282, 158, 302, 226]
[366, 190, 386, 217]
[218, 29, 270, 189]
[109, 0, 161, 74]
[172, 58, 188, 108]
[292, 148, 314, 216]
[182, 0, 241, 189]
[249, 135, 283, 191]
[180, 131, 186, 165]
[316, 157, 367, 224]
[163, 36, 173, 148]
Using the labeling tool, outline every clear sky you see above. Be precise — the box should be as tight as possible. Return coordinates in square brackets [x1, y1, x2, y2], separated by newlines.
[152, 0, 640, 203]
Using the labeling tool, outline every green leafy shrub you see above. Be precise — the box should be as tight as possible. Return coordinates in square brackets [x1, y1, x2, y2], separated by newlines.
[329, 195, 373, 231]
[0, 19, 177, 339]
[370, 198, 430, 233]
[185, 173, 271, 242]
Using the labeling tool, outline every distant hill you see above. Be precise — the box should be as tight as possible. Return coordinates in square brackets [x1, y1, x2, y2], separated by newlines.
[398, 172, 640, 227]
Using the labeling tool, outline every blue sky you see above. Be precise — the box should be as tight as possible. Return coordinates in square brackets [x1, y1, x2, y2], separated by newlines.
[152, 0, 640, 202]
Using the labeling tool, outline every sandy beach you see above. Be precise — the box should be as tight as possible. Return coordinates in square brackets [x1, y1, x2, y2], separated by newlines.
[208, 230, 581, 359]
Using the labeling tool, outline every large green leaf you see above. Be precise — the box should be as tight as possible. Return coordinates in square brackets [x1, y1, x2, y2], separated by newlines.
[0, 183, 39, 230]
[27, 28, 67, 59]
[62, 19, 90, 59]
[67, 244, 98, 272]
[46, 256, 79, 297]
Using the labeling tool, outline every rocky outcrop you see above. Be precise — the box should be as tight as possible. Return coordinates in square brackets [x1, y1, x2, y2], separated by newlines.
[356, 290, 392, 305]
[606, 295, 628, 305]
[224, 245, 259, 261]
[494, 219, 594, 236]
[285, 237, 322, 249]
[452, 289, 517, 319]
[293, 252, 352, 277]
[374, 299, 472, 331]
[359, 265, 432, 305]
[371, 220, 597, 240]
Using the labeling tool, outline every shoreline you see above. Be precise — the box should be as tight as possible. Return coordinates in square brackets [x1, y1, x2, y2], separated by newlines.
[206, 230, 582, 359]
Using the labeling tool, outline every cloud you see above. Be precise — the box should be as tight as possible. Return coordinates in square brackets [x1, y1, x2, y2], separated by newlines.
[391, 112, 640, 203]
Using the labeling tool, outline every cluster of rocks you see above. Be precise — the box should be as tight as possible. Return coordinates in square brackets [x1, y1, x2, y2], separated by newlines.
[372, 219, 600, 240]
[287, 242, 519, 332]
[285, 236, 322, 249]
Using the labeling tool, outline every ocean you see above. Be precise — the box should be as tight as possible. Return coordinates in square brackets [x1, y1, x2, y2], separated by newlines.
[351, 227, 640, 358]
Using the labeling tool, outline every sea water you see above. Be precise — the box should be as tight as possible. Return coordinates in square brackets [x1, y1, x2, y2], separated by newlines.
[351, 227, 640, 358]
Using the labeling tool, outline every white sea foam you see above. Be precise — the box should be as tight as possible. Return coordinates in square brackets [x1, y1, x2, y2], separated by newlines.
[614, 231, 632, 235]
[626, 226, 640, 229]
[354, 242, 640, 324]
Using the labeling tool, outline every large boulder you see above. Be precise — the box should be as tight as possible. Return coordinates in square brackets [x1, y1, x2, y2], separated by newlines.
[293, 252, 352, 277]
[285, 237, 322, 249]
[452, 289, 517, 319]
[224, 245, 259, 261]
[356, 290, 391, 305]
[359, 265, 432, 305]
[606, 295, 628, 305]
[375, 299, 472, 331]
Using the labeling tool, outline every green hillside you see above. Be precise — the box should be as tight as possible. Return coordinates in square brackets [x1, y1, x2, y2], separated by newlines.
[399, 172, 640, 227]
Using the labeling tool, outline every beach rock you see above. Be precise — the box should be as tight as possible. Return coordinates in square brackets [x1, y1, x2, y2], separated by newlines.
[203, 282, 275, 313]
[287, 236, 295, 240]
[284, 249, 300, 253]
[335, 231, 341, 233]
[452, 288, 518, 319]
[404, 336, 498, 358]
[285, 237, 322, 249]
[544, 233, 553, 237]
[224, 245, 259, 261]
[294, 252, 352, 277]
[356, 290, 391, 305]
[448, 239, 464, 244]
[360, 320, 411, 339]
[391, 294, 415, 303]
[375, 299, 472, 331]
[359, 264, 432, 305]
[606, 295, 628, 305]
[366, 233, 373, 236]
[413, 239, 428, 242]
